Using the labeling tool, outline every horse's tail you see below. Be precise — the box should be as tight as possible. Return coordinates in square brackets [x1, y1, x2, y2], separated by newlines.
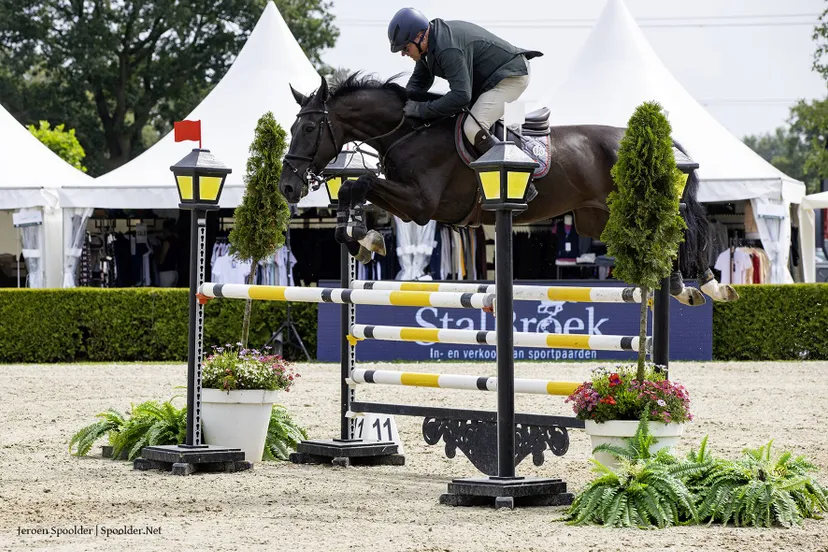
[673, 141, 710, 277]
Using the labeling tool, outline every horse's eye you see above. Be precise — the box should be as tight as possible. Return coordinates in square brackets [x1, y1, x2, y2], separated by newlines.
[304, 124, 315, 133]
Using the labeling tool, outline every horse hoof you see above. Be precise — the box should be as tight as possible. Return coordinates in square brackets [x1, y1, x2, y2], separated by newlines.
[354, 246, 373, 265]
[672, 286, 706, 307]
[723, 285, 740, 301]
[359, 230, 386, 256]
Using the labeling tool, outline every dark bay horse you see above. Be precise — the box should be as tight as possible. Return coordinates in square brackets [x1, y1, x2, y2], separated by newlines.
[278, 74, 737, 305]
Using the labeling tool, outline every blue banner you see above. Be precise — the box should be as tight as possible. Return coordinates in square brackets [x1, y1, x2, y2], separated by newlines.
[316, 280, 712, 362]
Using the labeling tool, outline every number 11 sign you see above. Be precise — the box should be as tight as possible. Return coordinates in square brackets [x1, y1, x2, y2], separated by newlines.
[352, 414, 404, 455]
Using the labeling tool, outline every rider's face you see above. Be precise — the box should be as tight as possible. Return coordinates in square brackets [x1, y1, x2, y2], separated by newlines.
[400, 32, 424, 61]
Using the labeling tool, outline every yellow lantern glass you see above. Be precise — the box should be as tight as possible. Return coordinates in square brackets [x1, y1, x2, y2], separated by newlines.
[506, 171, 530, 201]
[326, 177, 343, 204]
[199, 176, 223, 202]
[478, 171, 501, 201]
[176, 175, 194, 201]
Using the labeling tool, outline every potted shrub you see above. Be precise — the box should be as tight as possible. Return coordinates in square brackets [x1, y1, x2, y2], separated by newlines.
[201, 344, 300, 462]
[566, 364, 692, 468]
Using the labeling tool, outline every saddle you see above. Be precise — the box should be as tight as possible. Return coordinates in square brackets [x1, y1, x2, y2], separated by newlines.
[455, 107, 553, 179]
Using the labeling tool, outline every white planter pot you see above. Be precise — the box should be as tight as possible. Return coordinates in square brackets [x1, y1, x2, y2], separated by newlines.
[584, 420, 685, 469]
[201, 389, 278, 462]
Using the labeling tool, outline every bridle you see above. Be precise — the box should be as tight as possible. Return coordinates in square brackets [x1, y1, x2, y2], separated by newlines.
[282, 94, 408, 192]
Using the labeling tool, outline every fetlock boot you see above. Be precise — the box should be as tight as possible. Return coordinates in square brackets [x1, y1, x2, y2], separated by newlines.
[347, 204, 368, 241]
[473, 130, 538, 202]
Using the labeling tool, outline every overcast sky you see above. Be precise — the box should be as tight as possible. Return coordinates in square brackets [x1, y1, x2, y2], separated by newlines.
[321, 0, 827, 139]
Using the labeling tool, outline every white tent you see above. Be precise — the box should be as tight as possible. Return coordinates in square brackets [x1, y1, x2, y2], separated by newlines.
[798, 191, 828, 283]
[0, 105, 96, 288]
[58, 1, 330, 210]
[545, 0, 806, 283]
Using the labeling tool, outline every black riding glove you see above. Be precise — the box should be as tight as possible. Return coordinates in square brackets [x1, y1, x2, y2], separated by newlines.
[403, 100, 422, 118]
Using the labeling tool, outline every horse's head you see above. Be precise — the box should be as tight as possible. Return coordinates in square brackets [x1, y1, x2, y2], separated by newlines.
[279, 75, 343, 204]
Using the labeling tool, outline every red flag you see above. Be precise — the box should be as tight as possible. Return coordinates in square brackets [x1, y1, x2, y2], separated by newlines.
[174, 120, 202, 148]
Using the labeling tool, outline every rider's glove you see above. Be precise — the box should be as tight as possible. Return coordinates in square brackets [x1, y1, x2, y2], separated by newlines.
[403, 100, 422, 118]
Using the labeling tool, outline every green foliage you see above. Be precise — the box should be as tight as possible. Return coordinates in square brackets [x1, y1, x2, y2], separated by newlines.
[202, 345, 300, 391]
[712, 284, 828, 360]
[230, 112, 291, 263]
[601, 101, 687, 291]
[68, 408, 126, 457]
[69, 398, 186, 461]
[566, 418, 698, 528]
[27, 120, 87, 172]
[813, 4, 828, 82]
[0, 0, 338, 174]
[566, 365, 692, 424]
[0, 288, 317, 363]
[263, 404, 309, 461]
[691, 440, 828, 527]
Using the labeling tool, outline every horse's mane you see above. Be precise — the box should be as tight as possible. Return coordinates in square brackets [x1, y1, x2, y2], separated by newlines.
[329, 71, 442, 102]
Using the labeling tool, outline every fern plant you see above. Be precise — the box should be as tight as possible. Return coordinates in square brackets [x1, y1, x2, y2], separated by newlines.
[692, 440, 828, 527]
[566, 418, 698, 528]
[69, 408, 127, 457]
[109, 399, 188, 461]
[263, 405, 309, 461]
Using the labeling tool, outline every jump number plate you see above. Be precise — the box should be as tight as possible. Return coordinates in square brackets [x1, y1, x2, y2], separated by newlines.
[352, 414, 404, 454]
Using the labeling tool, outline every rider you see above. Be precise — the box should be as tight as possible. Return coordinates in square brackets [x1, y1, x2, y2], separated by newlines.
[388, 7, 543, 199]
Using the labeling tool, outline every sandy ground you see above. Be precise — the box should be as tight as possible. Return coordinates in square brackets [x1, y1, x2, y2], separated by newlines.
[1, 360, 827, 552]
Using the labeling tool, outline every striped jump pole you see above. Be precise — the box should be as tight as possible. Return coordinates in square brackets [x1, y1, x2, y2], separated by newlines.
[350, 368, 580, 396]
[351, 324, 651, 353]
[198, 283, 494, 310]
[351, 280, 642, 304]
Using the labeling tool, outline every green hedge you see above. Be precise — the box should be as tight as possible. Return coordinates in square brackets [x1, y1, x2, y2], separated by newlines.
[2, 284, 826, 363]
[0, 289, 317, 363]
[712, 284, 828, 361]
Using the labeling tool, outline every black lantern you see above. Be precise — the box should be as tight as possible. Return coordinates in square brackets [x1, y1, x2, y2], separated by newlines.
[170, 149, 232, 210]
[470, 141, 538, 211]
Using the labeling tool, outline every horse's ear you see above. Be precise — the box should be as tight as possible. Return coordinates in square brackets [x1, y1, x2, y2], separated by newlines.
[290, 84, 308, 106]
[318, 74, 329, 101]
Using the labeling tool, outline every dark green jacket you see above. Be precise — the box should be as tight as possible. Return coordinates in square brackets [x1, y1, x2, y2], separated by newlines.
[406, 19, 543, 120]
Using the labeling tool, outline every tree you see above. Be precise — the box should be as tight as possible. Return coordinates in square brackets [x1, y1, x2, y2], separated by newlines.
[27, 120, 88, 173]
[600, 101, 686, 380]
[0, 0, 338, 175]
[229, 112, 291, 347]
[742, 104, 827, 194]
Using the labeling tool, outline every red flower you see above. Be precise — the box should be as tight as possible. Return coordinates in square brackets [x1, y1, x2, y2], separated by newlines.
[608, 373, 622, 387]
[600, 396, 617, 406]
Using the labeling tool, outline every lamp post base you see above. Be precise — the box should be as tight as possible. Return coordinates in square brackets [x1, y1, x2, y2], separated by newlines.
[439, 476, 573, 509]
[133, 445, 251, 475]
[289, 439, 404, 468]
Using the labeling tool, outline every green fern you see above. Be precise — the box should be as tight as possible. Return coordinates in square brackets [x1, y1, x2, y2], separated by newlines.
[263, 405, 308, 461]
[566, 418, 697, 528]
[69, 409, 127, 457]
[690, 440, 828, 527]
[110, 399, 188, 461]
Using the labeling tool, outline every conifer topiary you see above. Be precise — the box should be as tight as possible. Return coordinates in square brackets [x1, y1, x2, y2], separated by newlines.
[600, 101, 686, 380]
[230, 112, 291, 347]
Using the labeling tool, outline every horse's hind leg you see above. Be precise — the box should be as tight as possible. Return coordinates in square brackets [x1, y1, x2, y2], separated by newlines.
[698, 268, 740, 302]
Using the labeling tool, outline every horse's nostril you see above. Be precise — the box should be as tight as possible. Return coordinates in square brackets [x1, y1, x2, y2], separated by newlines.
[284, 185, 294, 196]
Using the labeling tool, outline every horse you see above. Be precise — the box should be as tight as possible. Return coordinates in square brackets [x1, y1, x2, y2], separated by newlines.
[278, 73, 737, 306]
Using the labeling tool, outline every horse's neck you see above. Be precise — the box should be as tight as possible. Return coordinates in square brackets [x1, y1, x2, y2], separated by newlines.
[335, 92, 404, 150]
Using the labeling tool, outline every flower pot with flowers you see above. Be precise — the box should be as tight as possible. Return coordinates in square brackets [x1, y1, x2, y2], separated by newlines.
[201, 344, 300, 462]
[566, 364, 693, 468]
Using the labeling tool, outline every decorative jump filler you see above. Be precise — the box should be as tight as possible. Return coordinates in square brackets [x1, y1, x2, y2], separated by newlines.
[134, 126, 251, 475]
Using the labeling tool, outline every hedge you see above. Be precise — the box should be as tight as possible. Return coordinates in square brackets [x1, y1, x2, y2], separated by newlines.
[0, 289, 317, 363]
[712, 284, 828, 361]
[1, 284, 826, 363]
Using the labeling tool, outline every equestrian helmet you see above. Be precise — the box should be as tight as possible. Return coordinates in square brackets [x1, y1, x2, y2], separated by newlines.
[388, 8, 429, 53]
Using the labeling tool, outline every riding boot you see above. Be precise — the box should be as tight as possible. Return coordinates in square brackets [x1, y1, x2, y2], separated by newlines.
[473, 130, 538, 203]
